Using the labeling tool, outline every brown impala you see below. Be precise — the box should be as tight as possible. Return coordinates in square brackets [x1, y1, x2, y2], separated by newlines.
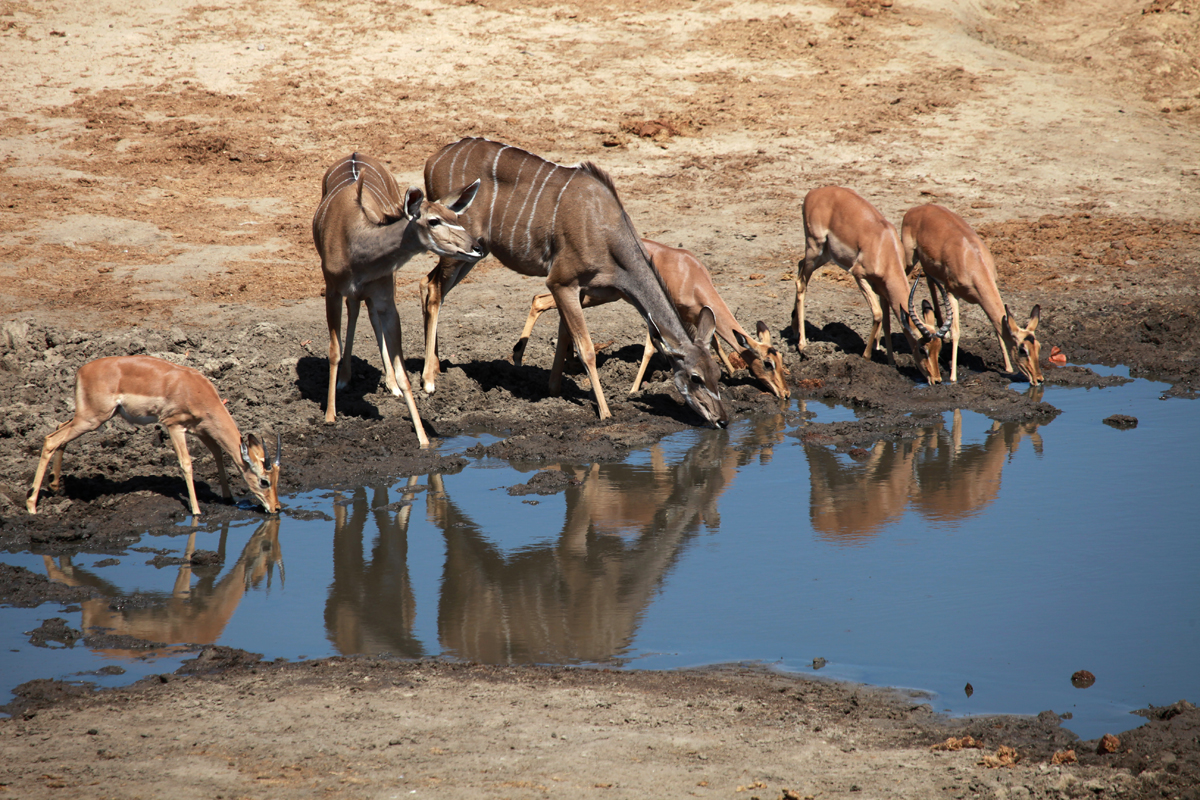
[792, 186, 951, 383]
[901, 203, 1043, 384]
[512, 239, 789, 399]
[419, 138, 728, 428]
[313, 152, 485, 443]
[27, 355, 280, 516]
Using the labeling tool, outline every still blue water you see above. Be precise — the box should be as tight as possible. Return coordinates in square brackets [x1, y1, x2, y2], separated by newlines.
[1, 369, 1196, 740]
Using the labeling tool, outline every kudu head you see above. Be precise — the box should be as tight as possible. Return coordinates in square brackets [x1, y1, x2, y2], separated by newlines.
[733, 321, 789, 399]
[402, 179, 487, 264]
[239, 433, 281, 514]
[648, 306, 729, 428]
[1003, 304, 1043, 385]
[908, 274, 954, 385]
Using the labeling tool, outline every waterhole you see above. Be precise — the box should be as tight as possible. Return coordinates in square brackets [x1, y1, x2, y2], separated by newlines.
[2, 367, 1196, 740]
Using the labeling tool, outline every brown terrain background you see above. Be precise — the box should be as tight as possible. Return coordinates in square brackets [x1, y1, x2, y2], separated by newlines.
[2, 0, 1199, 797]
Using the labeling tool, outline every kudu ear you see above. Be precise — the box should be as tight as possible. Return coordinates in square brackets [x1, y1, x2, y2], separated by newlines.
[695, 306, 718, 347]
[444, 179, 481, 213]
[403, 186, 425, 220]
[646, 315, 682, 358]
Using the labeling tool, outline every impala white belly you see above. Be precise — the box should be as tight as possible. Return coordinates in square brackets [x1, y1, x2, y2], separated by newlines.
[116, 395, 162, 426]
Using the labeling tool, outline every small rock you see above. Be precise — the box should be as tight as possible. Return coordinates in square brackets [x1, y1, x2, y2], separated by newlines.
[1097, 733, 1120, 754]
[1103, 414, 1137, 429]
[1071, 670, 1096, 688]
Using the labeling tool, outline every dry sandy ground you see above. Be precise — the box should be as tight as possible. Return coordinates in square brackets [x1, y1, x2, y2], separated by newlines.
[2, 0, 1200, 796]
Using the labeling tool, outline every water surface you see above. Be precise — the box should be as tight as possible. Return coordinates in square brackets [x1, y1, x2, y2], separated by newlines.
[2, 369, 1196, 740]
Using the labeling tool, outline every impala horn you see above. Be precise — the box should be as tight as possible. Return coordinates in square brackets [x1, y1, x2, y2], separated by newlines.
[908, 272, 955, 341]
[273, 432, 282, 469]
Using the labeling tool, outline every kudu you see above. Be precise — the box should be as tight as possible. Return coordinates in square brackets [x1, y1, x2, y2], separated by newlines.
[420, 137, 728, 427]
[791, 186, 950, 383]
[901, 203, 1043, 384]
[27, 355, 280, 516]
[313, 152, 485, 443]
[511, 239, 789, 399]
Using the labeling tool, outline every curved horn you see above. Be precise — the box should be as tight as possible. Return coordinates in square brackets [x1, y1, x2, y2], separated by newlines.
[930, 278, 954, 340]
[274, 432, 282, 469]
[908, 273, 936, 340]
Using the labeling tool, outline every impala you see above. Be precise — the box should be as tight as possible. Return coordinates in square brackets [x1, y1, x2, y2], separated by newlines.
[26, 355, 280, 516]
[791, 186, 950, 383]
[419, 138, 728, 427]
[511, 239, 789, 399]
[901, 203, 1043, 384]
[313, 152, 484, 443]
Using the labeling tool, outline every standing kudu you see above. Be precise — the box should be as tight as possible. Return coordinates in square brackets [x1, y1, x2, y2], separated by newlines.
[420, 138, 728, 427]
[791, 186, 950, 383]
[512, 239, 789, 399]
[313, 152, 485, 443]
[901, 203, 1043, 384]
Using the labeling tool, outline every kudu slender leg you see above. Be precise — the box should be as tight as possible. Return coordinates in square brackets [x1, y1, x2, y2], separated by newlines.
[370, 287, 430, 448]
[420, 258, 477, 395]
[325, 293, 344, 424]
[340, 295, 362, 390]
[549, 284, 611, 420]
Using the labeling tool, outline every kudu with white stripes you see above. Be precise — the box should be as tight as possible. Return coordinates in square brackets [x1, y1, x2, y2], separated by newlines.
[313, 153, 484, 443]
[420, 138, 728, 427]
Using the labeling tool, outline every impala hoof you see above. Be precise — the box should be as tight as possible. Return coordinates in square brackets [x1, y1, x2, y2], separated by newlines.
[423, 380, 436, 395]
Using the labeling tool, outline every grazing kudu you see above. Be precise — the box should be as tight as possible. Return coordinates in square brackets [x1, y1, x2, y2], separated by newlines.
[901, 203, 1043, 384]
[27, 355, 280, 516]
[791, 186, 950, 383]
[420, 137, 728, 427]
[313, 152, 485, 443]
[512, 239, 789, 399]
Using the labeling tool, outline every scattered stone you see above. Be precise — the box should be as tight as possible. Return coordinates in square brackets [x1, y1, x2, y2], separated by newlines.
[1071, 669, 1096, 688]
[1103, 414, 1137, 429]
[1098, 733, 1121, 754]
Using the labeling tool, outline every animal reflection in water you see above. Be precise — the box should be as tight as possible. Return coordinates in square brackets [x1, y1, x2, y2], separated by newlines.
[324, 419, 786, 664]
[804, 406, 1044, 544]
[41, 518, 282, 659]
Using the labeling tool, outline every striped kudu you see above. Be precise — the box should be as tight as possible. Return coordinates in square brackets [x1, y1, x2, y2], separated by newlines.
[792, 185, 950, 384]
[901, 203, 1043, 385]
[313, 153, 485, 443]
[420, 138, 729, 427]
[512, 239, 789, 399]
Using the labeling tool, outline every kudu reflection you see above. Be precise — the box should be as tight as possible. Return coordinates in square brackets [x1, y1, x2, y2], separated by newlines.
[805, 409, 1044, 543]
[325, 477, 425, 658]
[42, 518, 282, 658]
[322, 422, 785, 664]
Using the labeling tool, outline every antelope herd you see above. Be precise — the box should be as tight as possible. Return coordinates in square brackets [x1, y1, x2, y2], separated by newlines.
[26, 136, 1047, 517]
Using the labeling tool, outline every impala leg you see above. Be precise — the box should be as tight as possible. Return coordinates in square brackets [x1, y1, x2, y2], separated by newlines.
[27, 415, 105, 514]
[325, 292, 344, 424]
[949, 294, 962, 383]
[855, 274, 889, 363]
[166, 425, 202, 516]
[550, 285, 611, 420]
[198, 434, 232, 501]
[513, 293, 558, 366]
[629, 332, 657, 394]
[992, 320, 1015, 374]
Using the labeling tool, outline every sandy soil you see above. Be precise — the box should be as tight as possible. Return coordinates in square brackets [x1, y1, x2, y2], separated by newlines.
[2, 0, 1199, 796]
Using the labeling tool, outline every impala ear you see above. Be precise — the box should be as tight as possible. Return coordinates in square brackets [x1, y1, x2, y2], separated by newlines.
[755, 320, 772, 346]
[733, 328, 751, 350]
[1027, 304, 1041, 332]
[445, 179, 480, 213]
[403, 187, 425, 220]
